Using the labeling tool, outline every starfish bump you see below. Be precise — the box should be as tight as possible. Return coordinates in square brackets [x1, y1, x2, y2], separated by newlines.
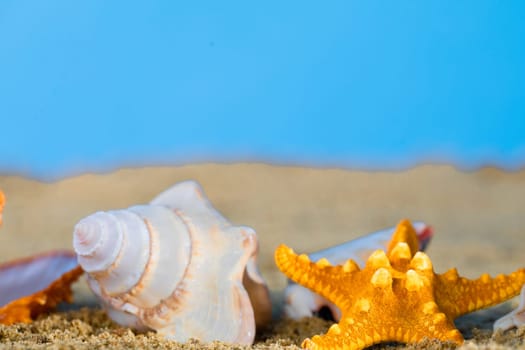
[275, 219, 525, 350]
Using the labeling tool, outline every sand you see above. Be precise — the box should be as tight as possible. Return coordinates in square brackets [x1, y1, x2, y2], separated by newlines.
[0, 163, 524, 349]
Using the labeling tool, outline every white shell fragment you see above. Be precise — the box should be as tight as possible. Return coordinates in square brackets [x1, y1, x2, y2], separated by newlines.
[73, 180, 271, 345]
[494, 284, 525, 332]
[283, 222, 433, 321]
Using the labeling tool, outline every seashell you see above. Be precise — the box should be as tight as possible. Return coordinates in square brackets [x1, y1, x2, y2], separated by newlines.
[493, 284, 525, 331]
[73, 180, 272, 345]
[0, 251, 83, 325]
[283, 221, 433, 321]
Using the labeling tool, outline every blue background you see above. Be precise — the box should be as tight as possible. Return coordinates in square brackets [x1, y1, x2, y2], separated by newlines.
[1, 1, 524, 180]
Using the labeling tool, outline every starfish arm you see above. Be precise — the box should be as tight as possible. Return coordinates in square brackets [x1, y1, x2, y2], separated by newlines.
[378, 317, 463, 348]
[386, 219, 420, 257]
[301, 311, 463, 350]
[275, 244, 355, 305]
[435, 268, 525, 319]
[301, 320, 381, 350]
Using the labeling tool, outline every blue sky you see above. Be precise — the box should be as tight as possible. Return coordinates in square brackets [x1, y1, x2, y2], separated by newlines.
[0, 1, 524, 179]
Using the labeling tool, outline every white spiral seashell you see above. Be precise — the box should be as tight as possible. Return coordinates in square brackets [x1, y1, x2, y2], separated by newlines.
[283, 222, 433, 321]
[73, 180, 271, 344]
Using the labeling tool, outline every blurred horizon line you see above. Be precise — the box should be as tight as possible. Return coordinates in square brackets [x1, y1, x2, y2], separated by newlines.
[1, 154, 525, 182]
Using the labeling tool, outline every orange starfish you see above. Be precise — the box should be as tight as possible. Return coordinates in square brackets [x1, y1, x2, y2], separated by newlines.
[275, 219, 525, 350]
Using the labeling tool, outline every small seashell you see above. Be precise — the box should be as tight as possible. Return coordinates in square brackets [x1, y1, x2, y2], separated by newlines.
[0, 251, 83, 325]
[493, 284, 525, 331]
[283, 221, 433, 321]
[73, 180, 272, 345]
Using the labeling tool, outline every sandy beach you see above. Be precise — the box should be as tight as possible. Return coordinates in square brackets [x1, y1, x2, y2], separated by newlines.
[0, 163, 524, 349]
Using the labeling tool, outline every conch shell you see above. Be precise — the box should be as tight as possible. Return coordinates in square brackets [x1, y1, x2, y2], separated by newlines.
[73, 180, 272, 344]
[0, 251, 83, 325]
[283, 221, 433, 321]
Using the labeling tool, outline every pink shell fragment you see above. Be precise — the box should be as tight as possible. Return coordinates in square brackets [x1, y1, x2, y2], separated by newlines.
[0, 190, 5, 226]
